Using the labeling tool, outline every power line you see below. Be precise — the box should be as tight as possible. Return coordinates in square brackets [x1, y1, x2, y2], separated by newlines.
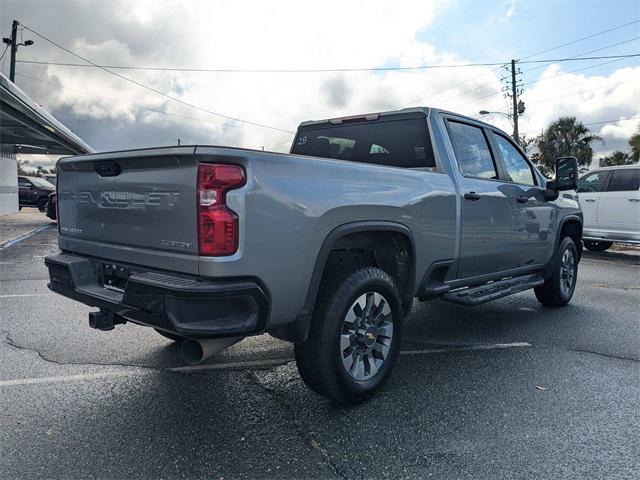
[521, 37, 640, 76]
[518, 19, 640, 60]
[15, 53, 640, 73]
[450, 54, 639, 111]
[419, 26, 640, 111]
[19, 23, 294, 134]
[582, 116, 640, 127]
[15, 59, 511, 72]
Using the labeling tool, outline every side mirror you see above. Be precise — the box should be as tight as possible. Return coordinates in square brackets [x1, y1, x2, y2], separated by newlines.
[549, 156, 578, 191]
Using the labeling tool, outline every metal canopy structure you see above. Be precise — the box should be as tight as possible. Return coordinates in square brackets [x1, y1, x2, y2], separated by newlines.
[0, 72, 93, 156]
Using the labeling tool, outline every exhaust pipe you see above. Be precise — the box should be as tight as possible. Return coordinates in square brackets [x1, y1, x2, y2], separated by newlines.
[181, 336, 242, 365]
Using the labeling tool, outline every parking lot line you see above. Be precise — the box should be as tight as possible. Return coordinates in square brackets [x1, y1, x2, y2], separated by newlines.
[0, 224, 55, 249]
[0, 342, 532, 388]
[0, 293, 55, 298]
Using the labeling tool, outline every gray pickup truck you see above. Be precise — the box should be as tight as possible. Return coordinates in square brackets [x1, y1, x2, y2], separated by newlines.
[45, 107, 582, 403]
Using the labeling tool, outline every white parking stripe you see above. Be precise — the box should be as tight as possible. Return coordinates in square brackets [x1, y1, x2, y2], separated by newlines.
[0, 342, 532, 388]
[0, 224, 55, 249]
[0, 293, 55, 298]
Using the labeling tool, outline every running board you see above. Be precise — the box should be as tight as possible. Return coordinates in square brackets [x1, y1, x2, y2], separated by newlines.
[442, 274, 544, 306]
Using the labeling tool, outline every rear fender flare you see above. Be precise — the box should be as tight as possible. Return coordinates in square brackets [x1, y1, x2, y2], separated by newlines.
[272, 221, 415, 343]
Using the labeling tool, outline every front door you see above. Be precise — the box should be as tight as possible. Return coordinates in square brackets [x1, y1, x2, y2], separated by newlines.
[577, 170, 611, 237]
[18, 177, 35, 206]
[490, 132, 556, 266]
[446, 120, 520, 278]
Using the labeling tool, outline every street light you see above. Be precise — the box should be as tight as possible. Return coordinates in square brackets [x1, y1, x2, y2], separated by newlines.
[479, 110, 512, 119]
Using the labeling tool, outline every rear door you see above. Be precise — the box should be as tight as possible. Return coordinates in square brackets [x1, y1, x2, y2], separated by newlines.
[577, 170, 611, 236]
[597, 168, 640, 240]
[445, 119, 519, 278]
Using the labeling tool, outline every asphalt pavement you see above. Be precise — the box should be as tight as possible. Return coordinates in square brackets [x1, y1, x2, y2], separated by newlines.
[1, 224, 638, 479]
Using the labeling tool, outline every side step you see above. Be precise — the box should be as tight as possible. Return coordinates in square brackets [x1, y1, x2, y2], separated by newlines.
[442, 274, 544, 306]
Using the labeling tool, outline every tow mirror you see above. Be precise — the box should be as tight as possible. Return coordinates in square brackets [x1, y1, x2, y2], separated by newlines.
[549, 156, 578, 191]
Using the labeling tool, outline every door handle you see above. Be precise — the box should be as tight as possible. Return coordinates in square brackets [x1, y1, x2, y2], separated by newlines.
[464, 192, 481, 201]
[516, 196, 529, 204]
[629, 198, 640, 202]
[584, 199, 596, 202]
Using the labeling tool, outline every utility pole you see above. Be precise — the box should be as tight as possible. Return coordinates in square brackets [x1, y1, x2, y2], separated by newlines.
[510, 59, 519, 143]
[8, 20, 18, 82]
[3, 20, 34, 83]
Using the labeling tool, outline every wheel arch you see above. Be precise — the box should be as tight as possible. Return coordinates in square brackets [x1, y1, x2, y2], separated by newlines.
[542, 215, 583, 280]
[271, 221, 416, 343]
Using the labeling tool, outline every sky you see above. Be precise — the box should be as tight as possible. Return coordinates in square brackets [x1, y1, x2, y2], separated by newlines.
[1, 0, 638, 170]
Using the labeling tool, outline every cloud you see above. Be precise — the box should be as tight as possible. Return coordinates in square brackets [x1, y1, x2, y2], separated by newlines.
[1, 0, 638, 168]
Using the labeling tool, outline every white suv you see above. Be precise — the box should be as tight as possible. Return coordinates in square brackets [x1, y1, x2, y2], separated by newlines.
[578, 165, 640, 251]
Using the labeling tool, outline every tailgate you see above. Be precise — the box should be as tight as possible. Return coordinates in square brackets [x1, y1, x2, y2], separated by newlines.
[57, 147, 199, 273]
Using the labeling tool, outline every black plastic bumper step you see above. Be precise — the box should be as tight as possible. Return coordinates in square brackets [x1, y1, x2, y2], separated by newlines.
[442, 274, 544, 306]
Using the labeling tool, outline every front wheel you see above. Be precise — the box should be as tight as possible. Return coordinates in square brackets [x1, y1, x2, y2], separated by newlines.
[583, 240, 612, 252]
[37, 198, 48, 212]
[535, 236, 578, 307]
[295, 267, 403, 404]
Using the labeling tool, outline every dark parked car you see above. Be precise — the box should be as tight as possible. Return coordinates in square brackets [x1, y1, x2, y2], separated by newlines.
[46, 192, 57, 220]
[18, 176, 55, 212]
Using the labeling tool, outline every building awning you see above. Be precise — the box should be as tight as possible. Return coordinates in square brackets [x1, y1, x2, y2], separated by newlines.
[0, 72, 93, 156]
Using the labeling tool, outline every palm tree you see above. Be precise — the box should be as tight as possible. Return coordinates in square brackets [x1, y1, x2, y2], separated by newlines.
[599, 151, 633, 167]
[535, 117, 602, 174]
[629, 125, 640, 162]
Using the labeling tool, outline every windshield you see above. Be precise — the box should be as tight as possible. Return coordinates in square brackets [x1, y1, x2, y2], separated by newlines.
[291, 117, 436, 169]
[29, 177, 55, 188]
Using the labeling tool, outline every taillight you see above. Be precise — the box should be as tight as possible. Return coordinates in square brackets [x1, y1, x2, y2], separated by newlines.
[197, 163, 245, 256]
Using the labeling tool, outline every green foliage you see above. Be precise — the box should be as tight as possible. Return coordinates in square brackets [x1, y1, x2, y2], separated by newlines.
[599, 151, 634, 167]
[16, 158, 31, 176]
[629, 126, 640, 162]
[535, 117, 602, 174]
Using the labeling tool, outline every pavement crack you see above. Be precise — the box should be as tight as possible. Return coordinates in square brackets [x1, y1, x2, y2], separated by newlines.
[0, 329, 161, 371]
[531, 344, 638, 363]
[245, 370, 346, 480]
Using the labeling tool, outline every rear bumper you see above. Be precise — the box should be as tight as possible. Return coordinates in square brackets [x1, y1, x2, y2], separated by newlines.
[45, 253, 269, 338]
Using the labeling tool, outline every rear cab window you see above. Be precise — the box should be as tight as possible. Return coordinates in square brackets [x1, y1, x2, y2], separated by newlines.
[291, 114, 436, 170]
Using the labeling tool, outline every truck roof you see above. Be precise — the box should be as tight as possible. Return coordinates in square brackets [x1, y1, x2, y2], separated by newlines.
[298, 106, 503, 133]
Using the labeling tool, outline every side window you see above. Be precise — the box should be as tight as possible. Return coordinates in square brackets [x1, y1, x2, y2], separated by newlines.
[577, 171, 609, 193]
[447, 121, 497, 179]
[494, 134, 536, 186]
[606, 169, 640, 192]
[18, 178, 31, 188]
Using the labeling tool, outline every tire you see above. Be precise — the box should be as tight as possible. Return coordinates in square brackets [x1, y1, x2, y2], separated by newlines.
[154, 328, 186, 342]
[583, 240, 613, 252]
[535, 236, 578, 307]
[37, 197, 48, 212]
[295, 267, 403, 404]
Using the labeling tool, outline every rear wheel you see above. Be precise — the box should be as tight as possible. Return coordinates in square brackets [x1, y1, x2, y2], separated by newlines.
[295, 267, 403, 404]
[154, 328, 185, 342]
[583, 240, 612, 252]
[535, 236, 578, 307]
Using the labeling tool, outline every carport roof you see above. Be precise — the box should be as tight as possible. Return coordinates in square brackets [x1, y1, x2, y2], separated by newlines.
[0, 72, 93, 156]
